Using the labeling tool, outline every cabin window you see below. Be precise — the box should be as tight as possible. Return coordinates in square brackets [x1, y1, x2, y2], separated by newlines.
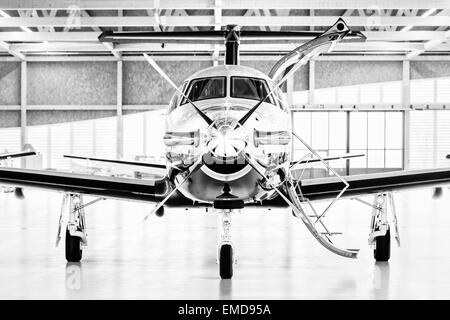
[230, 76, 274, 104]
[181, 76, 226, 104]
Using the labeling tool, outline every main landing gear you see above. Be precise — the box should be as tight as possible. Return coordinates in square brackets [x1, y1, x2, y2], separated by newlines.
[56, 193, 103, 262]
[356, 193, 401, 262]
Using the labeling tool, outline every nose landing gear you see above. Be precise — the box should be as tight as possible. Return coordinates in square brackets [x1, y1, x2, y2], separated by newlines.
[217, 209, 237, 279]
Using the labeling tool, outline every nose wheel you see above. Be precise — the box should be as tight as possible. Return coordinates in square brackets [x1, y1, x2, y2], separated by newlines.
[219, 243, 234, 279]
[217, 209, 236, 279]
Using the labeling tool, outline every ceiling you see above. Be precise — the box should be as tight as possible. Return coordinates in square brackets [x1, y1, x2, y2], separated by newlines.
[0, 0, 449, 60]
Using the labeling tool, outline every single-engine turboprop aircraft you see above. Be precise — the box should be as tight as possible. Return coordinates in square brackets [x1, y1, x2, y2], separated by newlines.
[2, 19, 450, 279]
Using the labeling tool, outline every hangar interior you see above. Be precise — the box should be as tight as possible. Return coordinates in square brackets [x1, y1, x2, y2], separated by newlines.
[1, 0, 450, 299]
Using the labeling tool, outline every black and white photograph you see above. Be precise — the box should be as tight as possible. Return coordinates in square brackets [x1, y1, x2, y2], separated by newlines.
[0, 0, 450, 304]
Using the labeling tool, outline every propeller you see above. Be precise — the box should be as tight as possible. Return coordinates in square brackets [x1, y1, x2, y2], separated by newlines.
[143, 151, 206, 221]
[143, 53, 215, 127]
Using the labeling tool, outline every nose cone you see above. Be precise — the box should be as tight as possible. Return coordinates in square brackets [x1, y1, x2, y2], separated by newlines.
[207, 118, 248, 158]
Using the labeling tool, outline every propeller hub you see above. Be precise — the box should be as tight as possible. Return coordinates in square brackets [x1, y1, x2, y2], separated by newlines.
[207, 118, 247, 158]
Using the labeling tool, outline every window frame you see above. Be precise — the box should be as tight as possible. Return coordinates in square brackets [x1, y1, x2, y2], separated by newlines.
[180, 76, 227, 106]
[230, 76, 275, 105]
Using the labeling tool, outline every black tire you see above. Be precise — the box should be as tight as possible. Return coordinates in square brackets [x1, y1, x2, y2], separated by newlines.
[374, 228, 390, 262]
[219, 244, 233, 279]
[65, 229, 82, 262]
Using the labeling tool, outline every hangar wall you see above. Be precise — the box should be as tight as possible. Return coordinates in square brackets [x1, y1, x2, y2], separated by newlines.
[1, 58, 450, 172]
[315, 61, 403, 88]
[3, 59, 448, 129]
[0, 60, 213, 128]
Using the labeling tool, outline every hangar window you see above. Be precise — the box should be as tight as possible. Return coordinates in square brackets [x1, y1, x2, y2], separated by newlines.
[181, 76, 226, 104]
[292, 111, 404, 176]
[231, 76, 274, 105]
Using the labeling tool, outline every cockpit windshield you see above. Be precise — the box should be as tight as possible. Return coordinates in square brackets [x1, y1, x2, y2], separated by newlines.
[171, 75, 286, 112]
[181, 76, 226, 104]
[230, 76, 274, 104]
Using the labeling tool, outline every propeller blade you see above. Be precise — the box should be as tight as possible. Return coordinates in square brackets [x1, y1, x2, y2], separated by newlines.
[143, 151, 206, 221]
[143, 53, 215, 127]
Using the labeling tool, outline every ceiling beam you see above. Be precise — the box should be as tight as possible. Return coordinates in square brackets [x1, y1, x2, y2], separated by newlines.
[41, 9, 57, 32]
[0, 9, 28, 59]
[1, 15, 450, 28]
[0, 41, 26, 60]
[407, 30, 450, 59]
[0, 31, 448, 42]
[8, 41, 450, 53]
[3, 54, 450, 63]
[79, 9, 121, 59]
[0, 0, 449, 10]
[149, 0, 163, 32]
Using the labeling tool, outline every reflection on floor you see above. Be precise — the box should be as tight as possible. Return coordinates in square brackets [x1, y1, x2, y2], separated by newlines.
[1, 188, 450, 299]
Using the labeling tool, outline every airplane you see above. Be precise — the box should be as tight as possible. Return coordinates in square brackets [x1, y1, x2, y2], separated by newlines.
[2, 19, 450, 279]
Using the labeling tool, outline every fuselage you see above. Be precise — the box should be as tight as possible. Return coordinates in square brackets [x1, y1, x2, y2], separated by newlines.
[164, 65, 292, 205]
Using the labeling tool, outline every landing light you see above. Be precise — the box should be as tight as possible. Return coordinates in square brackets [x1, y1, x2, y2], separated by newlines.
[254, 129, 291, 147]
[163, 130, 200, 147]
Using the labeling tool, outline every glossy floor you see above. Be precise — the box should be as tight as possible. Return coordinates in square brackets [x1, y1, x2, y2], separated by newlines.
[1, 188, 450, 299]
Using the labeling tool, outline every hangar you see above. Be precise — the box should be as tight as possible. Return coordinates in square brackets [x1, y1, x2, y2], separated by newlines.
[1, 0, 450, 299]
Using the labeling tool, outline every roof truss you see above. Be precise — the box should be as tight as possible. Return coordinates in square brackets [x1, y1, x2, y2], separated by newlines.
[0, 2, 449, 60]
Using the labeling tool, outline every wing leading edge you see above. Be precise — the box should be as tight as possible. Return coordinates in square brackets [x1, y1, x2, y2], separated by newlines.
[0, 150, 36, 160]
[64, 154, 166, 169]
[0, 167, 169, 202]
[298, 168, 450, 201]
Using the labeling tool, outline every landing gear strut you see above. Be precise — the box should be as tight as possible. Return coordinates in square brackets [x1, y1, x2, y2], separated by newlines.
[65, 194, 87, 262]
[360, 193, 400, 262]
[56, 193, 103, 262]
[217, 209, 236, 279]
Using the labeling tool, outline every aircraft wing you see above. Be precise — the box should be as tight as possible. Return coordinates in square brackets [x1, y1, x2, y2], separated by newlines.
[64, 154, 166, 169]
[290, 153, 364, 166]
[298, 168, 450, 201]
[0, 167, 169, 202]
[0, 150, 36, 160]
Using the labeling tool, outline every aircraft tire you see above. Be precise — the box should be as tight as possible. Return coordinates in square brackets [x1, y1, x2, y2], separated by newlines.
[65, 229, 82, 262]
[374, 228, 390, 262]
[219, 244, 233, 279]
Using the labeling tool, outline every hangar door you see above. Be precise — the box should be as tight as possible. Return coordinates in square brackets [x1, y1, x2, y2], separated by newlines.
[409, 110, 450, 170]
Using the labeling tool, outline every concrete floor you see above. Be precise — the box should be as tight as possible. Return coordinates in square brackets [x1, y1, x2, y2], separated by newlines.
[1, 187, 450, 299]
